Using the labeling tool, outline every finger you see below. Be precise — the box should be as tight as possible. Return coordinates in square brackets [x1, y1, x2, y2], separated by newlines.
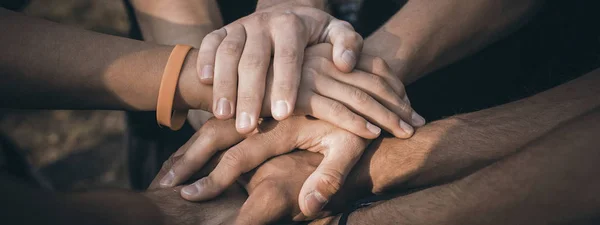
[159, 119, 246, 188]
[312, 74, 413, 138]
[269, 12, 307, 120]
[149, 130, 204, 189]
[325, 20, 363, 73]
[355, 55, 426, 126]
[298, 132, 366, 218]
[235, 180, 290, 225]
[213, 24, 246, 119]
[322, 65, 423, 132]
[354, 55, 403, 96]
[180, 126, 295, 201]
[296, 93, 381, 139]
[235, 26, 271, 134]
[196, 29, 227, 84]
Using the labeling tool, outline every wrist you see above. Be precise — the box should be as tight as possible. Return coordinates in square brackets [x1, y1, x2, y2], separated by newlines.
[256, 0, 327, 11]
[347, 117, 467, 194]
[175, 49, 213, 112]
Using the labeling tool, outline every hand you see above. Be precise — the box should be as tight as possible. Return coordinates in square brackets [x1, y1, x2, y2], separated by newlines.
[196, 5, 364, 133]
[197, 43, 424, 139]
[145, 154, 246, 225]
[234, 151, 325, 224]
[158, 116, 369, 217]
[143, 186, 245, 225]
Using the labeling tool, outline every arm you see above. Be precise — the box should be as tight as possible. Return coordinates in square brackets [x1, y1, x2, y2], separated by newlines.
[340, 106, 600, 225]
[129, 0, 223, 129]
[341, 68, 600, 198]
[0, 171, 245, 225]
[0, 8, 210, 111]
[255, 0, 327, 11]
[362, 0, 543, 83]
[129, 0, 222, 47]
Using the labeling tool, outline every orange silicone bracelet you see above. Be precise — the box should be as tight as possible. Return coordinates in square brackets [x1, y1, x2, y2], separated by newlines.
[156, 44, 192, 130]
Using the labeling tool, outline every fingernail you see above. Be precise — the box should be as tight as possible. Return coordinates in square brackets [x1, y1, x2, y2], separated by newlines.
[366, 122, 381, 135]
[159, 169, 175, 187]
[182, 183, 199, 196]
[399, 120, 414, 135]
[272, 100, 289, 119]
[237, 112, 251, 129]
[201, 65, 213, 80]
[305, 191, 328, 215]
[341, 50, 356, 69]
[216, 98, 232, 117]
[411, 112, 426, 126]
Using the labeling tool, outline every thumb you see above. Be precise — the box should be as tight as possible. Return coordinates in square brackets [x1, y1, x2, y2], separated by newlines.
[298, 133, 365, 218]
[326, 19, 363, 73]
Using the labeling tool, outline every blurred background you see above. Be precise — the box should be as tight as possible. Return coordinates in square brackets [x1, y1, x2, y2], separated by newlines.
[0, 0, 131, 190]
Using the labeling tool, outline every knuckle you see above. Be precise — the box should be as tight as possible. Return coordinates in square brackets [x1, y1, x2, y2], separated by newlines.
[397, 101, 413, 115]
[219, 40, 244, 56]
[240, 54, 267, 70]
[274, 81, 296, 94]
[221, 149, 244, 171]
[337, 20, 353, 30]
[215, 78, 236, 91]
[371, 57, 389, 74]
[181, 150, 202, 166]
[201, 120, 219, 137]
[161, 156, 177, 171]
[352, 32, 363, 43]
[275, 12, 301, 26]
[277, 48, 301, 64]
[302, 67, 319, 82]
[317, 169, 344, 194]
[369, 75, 389, 93]
[328, 101, 349, 117]
[236, 92, 261, 106]
[371, 75, 396, 96]
[349, 88, 370, 105]
[255, 12, 271, 23]
[204, 30, 225, 43]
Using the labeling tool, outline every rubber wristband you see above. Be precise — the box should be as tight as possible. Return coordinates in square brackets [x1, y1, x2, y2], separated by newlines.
[156, 44, 192, 130]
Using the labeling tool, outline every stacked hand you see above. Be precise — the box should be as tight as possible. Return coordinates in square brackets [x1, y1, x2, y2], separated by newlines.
[196, 5, 425, 137]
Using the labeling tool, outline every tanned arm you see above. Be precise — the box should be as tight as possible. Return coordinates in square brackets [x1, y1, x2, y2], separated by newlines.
[255, 0, 327, 11]
[362, 0, 543, 83]
[0, 8, 210, 111]
[344, 106, 600, 225]
[337, 68, 600, 202]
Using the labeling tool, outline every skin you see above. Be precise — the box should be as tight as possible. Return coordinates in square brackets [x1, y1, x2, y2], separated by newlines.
[129, 0, 223, 130]
[158, 43, 423, 218]
[0, 169, 245, 225]
[360, 0, 544, 83]
[158, 67, 600, 223]
[196, 0, 423, 137]
[0, 7, 413, 223]
[314, 107, 600, 225]
[0, 8, 418, 139]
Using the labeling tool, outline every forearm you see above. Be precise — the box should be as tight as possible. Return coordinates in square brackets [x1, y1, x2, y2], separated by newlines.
[130, 0, 222, 47]
[347, 68, 600, 195]
[256, 0, 327, 11]
[363, 0, 542, 83]
[0, 8, 210, 111]
[0, 173, 164, 225]
[350, 108, 600, 225]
